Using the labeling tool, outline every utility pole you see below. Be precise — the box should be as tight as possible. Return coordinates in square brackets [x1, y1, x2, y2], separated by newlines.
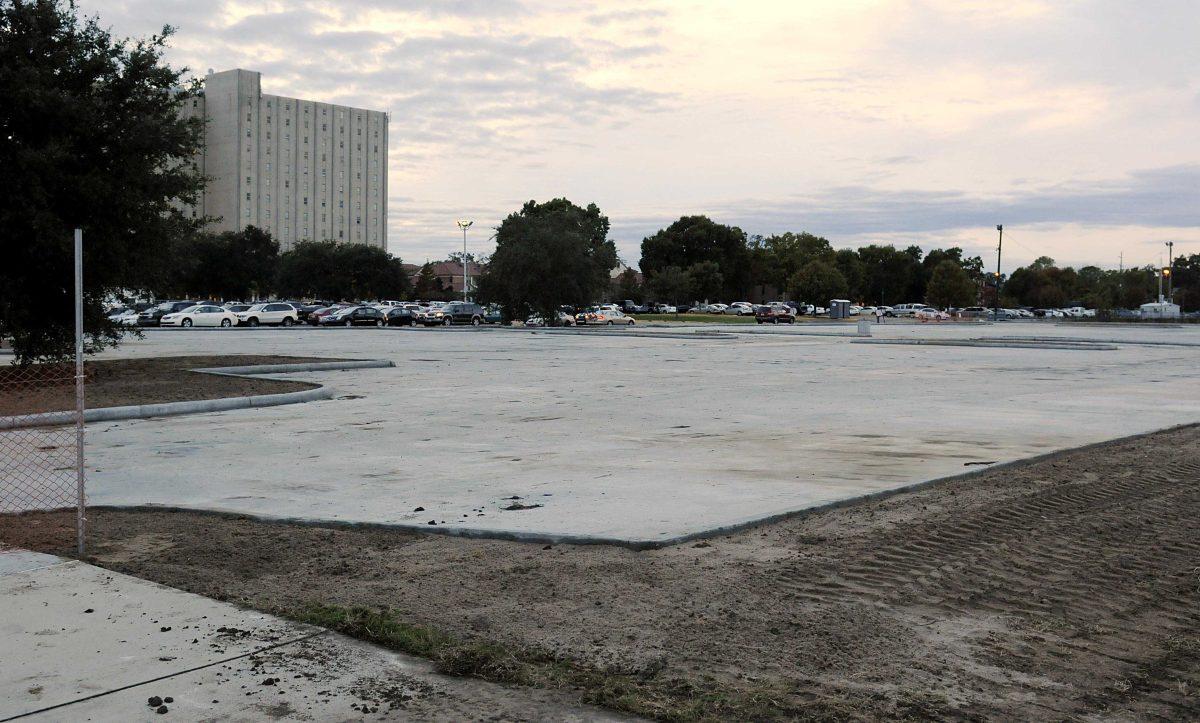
[1165, 241, 1174, 302]
[993, 224, 1003, 319]
[456, 220, 473, 301]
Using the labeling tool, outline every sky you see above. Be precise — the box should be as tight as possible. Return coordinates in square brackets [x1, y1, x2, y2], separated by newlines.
[79, 0, 1200, 272]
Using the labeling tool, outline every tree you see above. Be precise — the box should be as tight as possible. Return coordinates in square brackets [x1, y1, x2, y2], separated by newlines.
[757, 232, 835, 291]
[0, 0, 204, 363]
[172, 226, 279, 300]
[646, 266, 690, 306]
[685, 261, 724, 302]
[925, 260, 977, 309]
[413, 262, 440, 300]
[639, 216, 750, 300]
[857, 245, 921, 305]
[276, 241, 410, 300]
[615, 268, 644, 303]
[789, 260, 848, 305]
[475, 198, 617, 324]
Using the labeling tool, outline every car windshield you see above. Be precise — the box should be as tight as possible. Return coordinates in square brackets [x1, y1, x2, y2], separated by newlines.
[247, 304, 266, 311]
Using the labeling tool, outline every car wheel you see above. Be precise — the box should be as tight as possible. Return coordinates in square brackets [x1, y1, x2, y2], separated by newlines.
[282, 317, 294, 327]
[409, 318, 417, 327]
[220, 318, 231, 328]
[606, 320, 614, 326]
[472, 317, 481, 326]
[345, 319, 353, 327]
[376, 319, 384, 327]
[444, 318, 451, 326]
[248, 318, 259, 327]
[181, 318, 192, 327]
[628, 319, 635, 325]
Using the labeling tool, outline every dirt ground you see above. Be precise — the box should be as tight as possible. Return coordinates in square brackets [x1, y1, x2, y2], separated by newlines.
[4, 426, 1199, 721]
[0, 355, 330, 415]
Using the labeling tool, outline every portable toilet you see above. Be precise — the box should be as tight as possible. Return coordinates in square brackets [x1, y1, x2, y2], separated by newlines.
[829, 299, 851, 319]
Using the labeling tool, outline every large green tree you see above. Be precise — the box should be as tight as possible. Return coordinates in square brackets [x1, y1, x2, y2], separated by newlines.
[925, 260, 977, 309]
[0, 0, 204, 363]
[789, 260, 848, 305]
[639, 216, 750, 300]
[276, 241, 410, 300]
[475, 198, 617, 324]
[172, 226, 279, 300]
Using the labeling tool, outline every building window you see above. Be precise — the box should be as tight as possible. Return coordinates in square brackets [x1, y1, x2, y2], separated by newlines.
[339, 200, 344, 208]
[265, 209, 271, 219]
[266, 131, 271, 140]
[246, 130, 251, 138]
[284, 134, 290, 142]
[245, 192, 251, 201]
[303, 197, 308, 205]
[304, 136, 308, 144]
[285, 118, 290, 127]
[266, 193, 271, 202]
[246, 176, 251, 185]
[321, 123, 327, 131]
[267, 115, 271, 124]
[246, 113, 251, 122]
[266, 162, 271, 172]
[356, 216, 361, 225]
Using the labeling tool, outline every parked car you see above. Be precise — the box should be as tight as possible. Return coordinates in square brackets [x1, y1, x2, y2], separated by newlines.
[160, 304, 240, 328]
[727, 302, 755, 316]
[651, 303, 678, 313]
[423, 301, 486, 326]
[525, 311, 576, 327]
[483, 306, 503, 324]
[755, 305, 796, 324]
[236, 302, 299, 327]
[384, 306, 419, 327]
[887, 303, 927, 317]
[915, 307, 950, 321]
[224, 303, 253, 314]
[322, 305, 385, 327]
[307, 305, 348, 326]
[107, 307, 140, 326]
[957, 306, 990, 319]
[137, 300, 198, 326]
[579, 309, 636, 326]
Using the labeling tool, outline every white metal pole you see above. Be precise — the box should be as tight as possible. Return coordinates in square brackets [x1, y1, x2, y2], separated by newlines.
[73, 228, 85, 556]
[462, 227, 468, 301]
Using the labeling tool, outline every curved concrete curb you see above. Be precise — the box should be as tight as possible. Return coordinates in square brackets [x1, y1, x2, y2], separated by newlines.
[851, 338, 1118, 351]
[0, 359, 393, 429]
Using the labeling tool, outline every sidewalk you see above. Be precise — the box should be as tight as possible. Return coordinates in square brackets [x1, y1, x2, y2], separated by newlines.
[0, 548, 627, 721]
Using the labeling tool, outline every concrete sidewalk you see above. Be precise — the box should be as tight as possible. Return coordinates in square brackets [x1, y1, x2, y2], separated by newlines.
[0, 548, 627, 722]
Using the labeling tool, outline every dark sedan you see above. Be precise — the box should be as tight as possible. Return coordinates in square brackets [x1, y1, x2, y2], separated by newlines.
[137, 300, 198, 327]
[320, 306, 385, 327]
[384, 307, 418, 327]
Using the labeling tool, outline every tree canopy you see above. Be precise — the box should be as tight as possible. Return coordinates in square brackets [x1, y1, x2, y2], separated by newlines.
[640, 216, 750, 301]
[276, 240, 410, 301]
[925, 260, 977, 309]
[788, 260, 848, 305]
[475, 198, 617, 324]
[0, 0, 204, 363]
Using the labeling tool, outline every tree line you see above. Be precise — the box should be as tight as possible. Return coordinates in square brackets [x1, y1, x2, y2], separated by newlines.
[156, 226, 412, 302]
[634, 216, 988, 308]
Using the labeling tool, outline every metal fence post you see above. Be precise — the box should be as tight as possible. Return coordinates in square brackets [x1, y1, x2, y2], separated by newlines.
[74, 228, 85, 556]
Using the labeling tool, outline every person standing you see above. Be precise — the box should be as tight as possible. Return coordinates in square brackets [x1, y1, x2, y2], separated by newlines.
[875, 307, 884, 324]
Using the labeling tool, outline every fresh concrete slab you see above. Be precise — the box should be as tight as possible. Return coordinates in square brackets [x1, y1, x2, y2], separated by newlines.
[0, 549, 626, 721]
[41, 324, 1200, 545]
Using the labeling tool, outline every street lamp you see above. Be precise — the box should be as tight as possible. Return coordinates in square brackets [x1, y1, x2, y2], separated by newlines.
[993, 224, 1003, 320]
[1165, 241, 1174, 302]
[456, 219, 473, 301]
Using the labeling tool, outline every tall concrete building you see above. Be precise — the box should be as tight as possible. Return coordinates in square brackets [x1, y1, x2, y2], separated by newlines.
[181, 69, 388, 252]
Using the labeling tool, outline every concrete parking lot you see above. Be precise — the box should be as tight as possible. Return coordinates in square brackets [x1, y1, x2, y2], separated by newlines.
[82, 322, 1200, 546]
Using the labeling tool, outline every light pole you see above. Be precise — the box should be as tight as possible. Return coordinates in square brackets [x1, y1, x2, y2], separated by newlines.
[456, 219, 473, 301]
[1165, 241, 1174, 302]
[993, 224, 1003, 319]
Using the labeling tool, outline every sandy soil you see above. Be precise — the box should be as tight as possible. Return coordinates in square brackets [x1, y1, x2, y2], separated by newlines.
[4, 426, 1198, 720]
[0, 355, 329, 415]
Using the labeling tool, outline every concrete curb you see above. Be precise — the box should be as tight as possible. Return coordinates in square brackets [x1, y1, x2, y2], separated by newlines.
[0, 359, 393, 429]
[851, 338, 1118, 351]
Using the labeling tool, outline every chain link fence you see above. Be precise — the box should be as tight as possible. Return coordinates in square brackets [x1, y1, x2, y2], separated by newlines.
[0, 361, 86, 552]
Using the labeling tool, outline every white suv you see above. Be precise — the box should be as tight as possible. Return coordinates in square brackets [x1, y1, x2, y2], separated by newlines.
[888, 303, 927, 317]
[237, 303, 299, 327]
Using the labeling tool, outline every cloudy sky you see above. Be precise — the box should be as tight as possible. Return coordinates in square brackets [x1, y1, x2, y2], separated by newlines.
[81, 0, 1198, 271]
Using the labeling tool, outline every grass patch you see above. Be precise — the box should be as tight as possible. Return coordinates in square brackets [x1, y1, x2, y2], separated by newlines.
[287, 604, 813, 721]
